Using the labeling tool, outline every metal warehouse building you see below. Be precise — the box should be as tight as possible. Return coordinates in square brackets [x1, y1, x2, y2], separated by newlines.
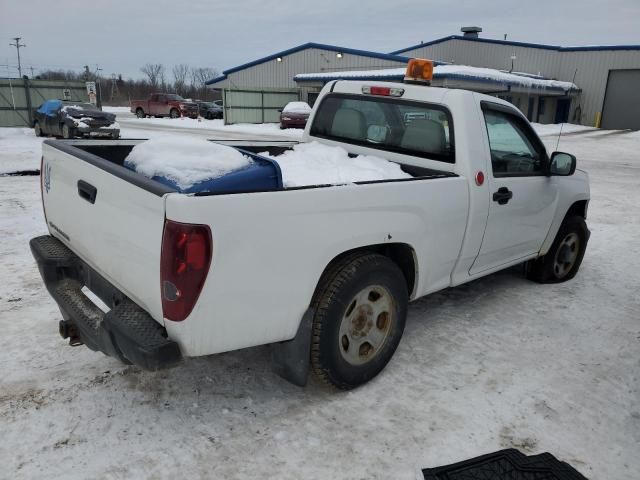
[207, 29, 640, 129]
[206, 43, 411, 124]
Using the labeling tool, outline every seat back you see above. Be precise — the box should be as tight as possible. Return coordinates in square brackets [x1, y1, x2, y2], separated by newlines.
[331, 108, 366, 141]
[400, 119, 446, 154]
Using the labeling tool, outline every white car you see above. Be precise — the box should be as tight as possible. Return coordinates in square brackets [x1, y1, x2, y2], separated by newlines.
[31, 65, 590, 390]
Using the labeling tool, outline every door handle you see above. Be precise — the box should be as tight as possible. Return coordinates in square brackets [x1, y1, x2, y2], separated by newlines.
[77, 180, 97, 204]
[492, 187, 513, 205]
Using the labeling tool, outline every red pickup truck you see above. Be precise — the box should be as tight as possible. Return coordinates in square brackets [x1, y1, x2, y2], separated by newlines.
[130, 93, 199, 119]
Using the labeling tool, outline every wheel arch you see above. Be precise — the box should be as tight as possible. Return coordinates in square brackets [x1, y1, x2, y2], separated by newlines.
[565, 199, 589, 220]
[540, 198, 589, 256]
[315, 243, 418, 301]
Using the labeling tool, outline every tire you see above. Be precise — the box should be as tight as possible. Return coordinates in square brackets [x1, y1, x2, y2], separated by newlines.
[311, 253, 408, 390]
[62, 123, 74, 139]
[111, 132, 120, 140]
[135, 108, 145, 119]
[34, 121, 43, 137]
[169, 108, 180, 119]
[205, 113, 213, 120]
[527, 215, 589, 283]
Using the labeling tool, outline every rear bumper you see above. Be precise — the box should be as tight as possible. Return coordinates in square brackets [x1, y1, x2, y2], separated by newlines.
[30, 235, 181, 370]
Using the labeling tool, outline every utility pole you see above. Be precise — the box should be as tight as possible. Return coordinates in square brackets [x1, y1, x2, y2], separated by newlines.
[110, 73, 120, 101]
[9, 37, 26, 77]
[95, 64, 103, 108]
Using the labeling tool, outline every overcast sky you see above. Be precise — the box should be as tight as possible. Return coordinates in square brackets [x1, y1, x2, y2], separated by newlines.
[1, 0, 638, 80]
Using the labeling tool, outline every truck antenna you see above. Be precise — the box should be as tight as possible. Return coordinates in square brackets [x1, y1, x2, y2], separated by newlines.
[555, 68, 578, 152]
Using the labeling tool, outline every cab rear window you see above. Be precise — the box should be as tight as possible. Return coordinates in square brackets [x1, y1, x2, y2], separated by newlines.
[309, 93, 455, 163]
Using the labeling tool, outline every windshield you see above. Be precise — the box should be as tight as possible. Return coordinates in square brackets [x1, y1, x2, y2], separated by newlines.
[310, 93, 454, 163]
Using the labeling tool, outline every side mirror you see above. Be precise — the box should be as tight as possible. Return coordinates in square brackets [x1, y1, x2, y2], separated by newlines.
[277, 109, 283, 113]
[549, 151, 576, 176]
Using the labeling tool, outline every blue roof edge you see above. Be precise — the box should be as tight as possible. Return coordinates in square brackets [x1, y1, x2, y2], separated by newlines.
[390, 35, 640, 54]
[205, 42, 411, 85]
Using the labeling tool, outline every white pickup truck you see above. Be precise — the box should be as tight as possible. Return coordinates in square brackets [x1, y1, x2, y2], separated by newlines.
[31, 74, 590, 389]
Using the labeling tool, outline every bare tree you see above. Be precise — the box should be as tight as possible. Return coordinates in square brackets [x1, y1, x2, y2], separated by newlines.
[190, 67, 218, 97]
[172, 64, 190, 95]
[140, 63, 164, 89]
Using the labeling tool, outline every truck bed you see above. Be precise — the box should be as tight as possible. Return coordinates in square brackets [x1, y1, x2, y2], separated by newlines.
[45, 139, 455, 196]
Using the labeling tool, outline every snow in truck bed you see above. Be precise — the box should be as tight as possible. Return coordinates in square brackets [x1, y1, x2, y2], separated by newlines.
[124, 138, 411, 190]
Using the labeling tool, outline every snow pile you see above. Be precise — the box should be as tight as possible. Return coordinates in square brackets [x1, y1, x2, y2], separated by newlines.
[0, 128, 44, 174]
[266, 141, 411, 187]
[283, 102, 311, 114]
[125, 137, 253, 189]
[102, 106, 131, 113]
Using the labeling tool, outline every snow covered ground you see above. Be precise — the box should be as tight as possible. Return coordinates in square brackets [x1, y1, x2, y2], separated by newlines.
[1, 126, 639, 479]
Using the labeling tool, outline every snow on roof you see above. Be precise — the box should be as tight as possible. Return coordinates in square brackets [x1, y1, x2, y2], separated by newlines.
[294, 64, 579, 92]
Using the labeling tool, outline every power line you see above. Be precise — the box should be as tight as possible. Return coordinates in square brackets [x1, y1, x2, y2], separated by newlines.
[9, 37, 26, 77]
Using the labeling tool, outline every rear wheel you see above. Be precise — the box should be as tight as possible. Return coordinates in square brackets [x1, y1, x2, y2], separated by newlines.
[527, 215, 589, 283]
[61, 123, 74, 139]
[34, 121, 43, 137]
[311, 253, 408, 390]
[135, 108, 145, 119]
[169, 108, 180, 119]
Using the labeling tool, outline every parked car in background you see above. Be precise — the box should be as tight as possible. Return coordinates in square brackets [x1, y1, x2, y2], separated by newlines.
[196, 101, 223, 119]
[280, 101, 311, 129]
[33, 100, 119, 139]
[130, 93, 198, 119]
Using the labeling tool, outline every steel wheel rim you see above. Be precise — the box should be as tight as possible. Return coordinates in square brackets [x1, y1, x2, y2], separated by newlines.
[553, 232, 580, 278]
[338, 285, 394, 366]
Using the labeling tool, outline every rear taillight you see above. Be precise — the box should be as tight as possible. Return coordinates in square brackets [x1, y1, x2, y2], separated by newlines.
[160, 220, 212, 322]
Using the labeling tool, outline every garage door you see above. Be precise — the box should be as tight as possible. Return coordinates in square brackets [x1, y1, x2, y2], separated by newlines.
[601, 69, 640, 130]
[222, 88, 300, 125]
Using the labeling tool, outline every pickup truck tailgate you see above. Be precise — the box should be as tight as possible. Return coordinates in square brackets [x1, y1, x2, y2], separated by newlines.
[41, 140, 168, 322]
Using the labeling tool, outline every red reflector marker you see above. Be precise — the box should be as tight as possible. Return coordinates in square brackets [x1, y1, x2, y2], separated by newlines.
[475, 171, 485, 186]
[161, 220, 212, 321]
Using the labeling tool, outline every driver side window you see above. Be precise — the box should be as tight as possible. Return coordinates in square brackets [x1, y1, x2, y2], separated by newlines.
[483, 109, 545, 176]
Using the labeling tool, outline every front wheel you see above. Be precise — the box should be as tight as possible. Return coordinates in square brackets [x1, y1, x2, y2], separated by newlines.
[527, 215, 589, 283]
[62, 123, 74, 139]
[169, 108, 180, 119]
[311, 253, 408, 390]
